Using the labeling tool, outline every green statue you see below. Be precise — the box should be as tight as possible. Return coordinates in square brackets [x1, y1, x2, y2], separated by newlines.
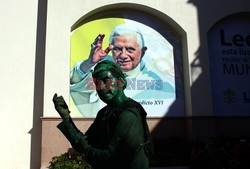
[53, 60, 152, 169]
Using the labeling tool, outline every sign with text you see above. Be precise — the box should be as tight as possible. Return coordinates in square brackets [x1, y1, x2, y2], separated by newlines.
[208, 15, 250, 116]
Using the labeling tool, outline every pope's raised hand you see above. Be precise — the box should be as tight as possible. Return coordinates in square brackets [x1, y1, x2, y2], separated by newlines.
[88, 34, 113, 64]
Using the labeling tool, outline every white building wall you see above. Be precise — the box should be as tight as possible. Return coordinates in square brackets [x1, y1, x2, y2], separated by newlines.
[0, 0, 38, 168]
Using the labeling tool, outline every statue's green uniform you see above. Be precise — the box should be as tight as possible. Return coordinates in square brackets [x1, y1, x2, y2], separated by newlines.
[57, 99, 150, 169]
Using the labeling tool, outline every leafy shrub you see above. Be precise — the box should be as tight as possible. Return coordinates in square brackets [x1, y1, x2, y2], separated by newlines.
[48, 148, 92, 169]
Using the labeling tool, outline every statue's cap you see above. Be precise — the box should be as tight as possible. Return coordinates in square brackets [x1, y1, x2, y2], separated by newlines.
[92, 60, 125, 79]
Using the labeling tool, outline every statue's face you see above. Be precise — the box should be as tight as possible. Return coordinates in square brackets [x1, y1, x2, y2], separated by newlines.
[112, 34, 142, 72]
[94, 70, 123, 103]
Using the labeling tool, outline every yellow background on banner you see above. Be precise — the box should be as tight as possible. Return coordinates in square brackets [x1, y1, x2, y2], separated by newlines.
[70, 18, 126, 68]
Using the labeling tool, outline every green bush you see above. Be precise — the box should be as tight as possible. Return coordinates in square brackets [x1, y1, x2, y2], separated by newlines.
[48, 148, 93, 169]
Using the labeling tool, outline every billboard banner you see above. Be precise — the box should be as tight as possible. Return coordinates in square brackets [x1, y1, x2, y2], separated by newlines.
[208, 15, 250, 116]
[70, 13, 184, 117]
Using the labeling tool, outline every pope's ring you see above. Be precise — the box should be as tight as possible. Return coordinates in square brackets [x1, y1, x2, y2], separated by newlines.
[91, 44, 97, 48]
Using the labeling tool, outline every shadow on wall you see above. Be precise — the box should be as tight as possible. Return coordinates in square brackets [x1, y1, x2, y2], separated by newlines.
[29, 0, 47, 168]
[151, 0, 250, 166]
